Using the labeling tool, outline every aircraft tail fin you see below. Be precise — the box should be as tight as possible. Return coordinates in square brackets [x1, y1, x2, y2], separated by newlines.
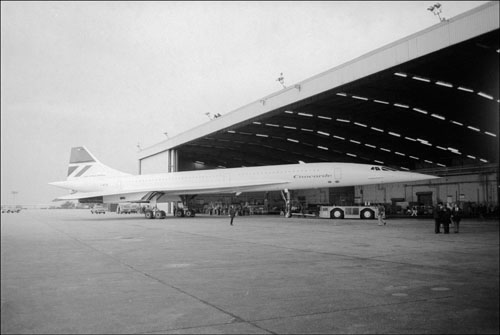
[66, 146, 130, 180]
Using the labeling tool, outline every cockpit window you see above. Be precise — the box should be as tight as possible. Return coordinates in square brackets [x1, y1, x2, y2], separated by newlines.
[372, 166, 398, 171]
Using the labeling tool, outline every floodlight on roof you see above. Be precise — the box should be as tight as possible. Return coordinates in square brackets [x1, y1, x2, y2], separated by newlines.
[427, 3, 446, 22]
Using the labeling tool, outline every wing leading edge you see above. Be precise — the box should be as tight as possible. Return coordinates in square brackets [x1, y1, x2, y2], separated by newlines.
[54, 179, 290, 201]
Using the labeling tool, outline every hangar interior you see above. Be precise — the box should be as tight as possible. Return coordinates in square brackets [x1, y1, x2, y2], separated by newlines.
[138, 2, 499, 217]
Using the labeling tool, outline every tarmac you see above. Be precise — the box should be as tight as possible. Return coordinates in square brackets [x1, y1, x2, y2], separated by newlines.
[1, 209, 498, 334]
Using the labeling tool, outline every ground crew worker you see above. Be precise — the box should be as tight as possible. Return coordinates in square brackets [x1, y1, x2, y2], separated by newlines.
[229, 205, 236, 226]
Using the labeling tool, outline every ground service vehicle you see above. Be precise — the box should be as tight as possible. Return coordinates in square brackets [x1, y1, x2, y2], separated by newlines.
[117, 203, 140, 214]
[90, 205, 107, 214]
[319, 205, 378, 219]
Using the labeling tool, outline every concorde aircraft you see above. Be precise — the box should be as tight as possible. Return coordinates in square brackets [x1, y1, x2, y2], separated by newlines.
[50, 146, 438, 218]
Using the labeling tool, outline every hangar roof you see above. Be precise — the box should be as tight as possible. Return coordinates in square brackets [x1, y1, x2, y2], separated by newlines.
[139, 2, 499, 172]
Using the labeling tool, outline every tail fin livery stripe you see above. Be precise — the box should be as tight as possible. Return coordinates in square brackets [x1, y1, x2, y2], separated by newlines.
[70, 147, 96, 164]
[67, 166, 78, 176]
[74, 165, 92, 177]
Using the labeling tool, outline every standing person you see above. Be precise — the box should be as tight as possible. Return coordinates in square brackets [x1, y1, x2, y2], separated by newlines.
[229, 205, 236, 226]
[451, 203, 462, 233]
[434, 203, 443, 233]
[377, 204, 386, 226]
[442, 205, 452, 234]
[411, 206, 418, 217]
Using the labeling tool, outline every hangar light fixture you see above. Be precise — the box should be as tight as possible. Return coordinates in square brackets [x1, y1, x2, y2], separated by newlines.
[298, 112, 313, 117]
[388, 132, 401, 137]
[477, 92, 494, 100]
[431, 113, 445, 120]
[451, 120, 463, 126]
[317, 146, 328, 151]
[413, 108, 428, 114]
[436, 146, 448, 151]
[354, 122, 367, 127]
[318, 115, 332, 120]
[227, 130, 236, 133]
[256, 134, 268, 138]
[425, 160, 434, 164]
[352, 95, 368, 101]
[374, 100, 389, 104]
[395, 152, 405, 156]
[375, 160, 384, 164]
[346, 153, 357, 157]
[371, 127, 384, 133]
[467, 155, 476, 159]
[380, 148, 391, 152]
[265, 123, 279, 127]
[412, 76, 431, 83]
[394, 103, 409, 109]
[458, 86, 474, 93]
[405, 136, 417, 142]
[365, 143, 376, 148]
[480, 159, 488, 163]
[435, 81, 453, 88]
[284, 110, 294, 114]
[336, 118, 350, 123]
[467, 126, 480, 132]
[409, 156, 419, 160]
[333, 135, 345, 140]
[287, 138, 299, 143]
[437, 163, 446, 167]
[400, 167, 410, 171]
[484, 131, 497, 137]
[317, 131, 330, 136]
[350, 140, 361, 144]
[394, 72, 407, 77]
[301, 128, 313, 132]
[336, 93, 347, 96]
[253, 121, 261, 125]
[284, 126, 297, 130]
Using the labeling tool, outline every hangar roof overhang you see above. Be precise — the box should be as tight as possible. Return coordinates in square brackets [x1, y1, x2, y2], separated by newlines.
[139, 2, 499, 172]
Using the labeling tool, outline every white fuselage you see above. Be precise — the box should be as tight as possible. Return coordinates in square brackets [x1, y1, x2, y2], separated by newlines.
[52, 162, 437, 202]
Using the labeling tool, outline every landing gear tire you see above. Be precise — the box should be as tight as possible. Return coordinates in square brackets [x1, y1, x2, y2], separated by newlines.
[145, 211, 154, 219]
[185, 210, 195, 217]
[361, 209, 374, 219]
[331, 209, 344, 219]
[175, 210, 184, 217]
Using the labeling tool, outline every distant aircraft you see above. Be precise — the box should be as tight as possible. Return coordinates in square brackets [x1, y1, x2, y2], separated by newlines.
[49, 146, 438, 218]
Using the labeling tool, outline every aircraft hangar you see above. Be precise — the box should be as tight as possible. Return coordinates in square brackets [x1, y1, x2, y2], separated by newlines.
[138, 2, 499, 215]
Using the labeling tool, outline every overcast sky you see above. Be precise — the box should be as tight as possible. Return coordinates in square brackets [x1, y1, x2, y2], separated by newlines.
[1, 1, 489, 205]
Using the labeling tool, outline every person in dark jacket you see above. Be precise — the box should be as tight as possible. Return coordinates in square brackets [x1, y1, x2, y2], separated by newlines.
[442, 206, 452, 234]
[451, 203, 463, 233]
[229, 205, 236, 226]
[433, 203, 443, 234]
